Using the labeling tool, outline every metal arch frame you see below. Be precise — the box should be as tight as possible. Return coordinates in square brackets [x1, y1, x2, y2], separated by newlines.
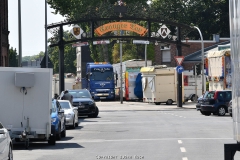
[47, 17, 192, 107]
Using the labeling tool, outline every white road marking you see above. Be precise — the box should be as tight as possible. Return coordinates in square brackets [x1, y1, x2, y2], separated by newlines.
[182, 157, 188, 160]
[180, 147, 186, 152]
[178, 140, 182, 144]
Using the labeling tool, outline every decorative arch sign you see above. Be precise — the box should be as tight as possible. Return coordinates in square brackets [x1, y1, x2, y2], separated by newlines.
[94, 22, 148, 36]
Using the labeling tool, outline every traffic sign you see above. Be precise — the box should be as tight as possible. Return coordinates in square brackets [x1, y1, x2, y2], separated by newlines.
[72, 42, 89, 47]
[176, 65, 184, 74]
[93, 40, 110, 45]
[133, 40, 149, 44]
[174, 56, 185, 66]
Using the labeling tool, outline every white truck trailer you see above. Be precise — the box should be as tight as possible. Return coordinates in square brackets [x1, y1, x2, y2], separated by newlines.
[183, 71, 205, 102]
[0, 67, 55, 148]
[140, 65, 183, 105]
[113, 59, 152, 101]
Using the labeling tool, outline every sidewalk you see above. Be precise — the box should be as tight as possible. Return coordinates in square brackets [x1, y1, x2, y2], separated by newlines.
[96, 101, 196, 111]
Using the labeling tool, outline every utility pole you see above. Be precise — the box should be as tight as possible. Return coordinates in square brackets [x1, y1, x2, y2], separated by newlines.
[18, 0, 22, 67]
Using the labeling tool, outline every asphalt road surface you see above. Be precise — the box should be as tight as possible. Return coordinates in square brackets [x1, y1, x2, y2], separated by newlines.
[12, 101, 240, 160]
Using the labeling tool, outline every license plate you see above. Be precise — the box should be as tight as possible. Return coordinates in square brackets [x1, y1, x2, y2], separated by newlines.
[78, 105, 85, 108]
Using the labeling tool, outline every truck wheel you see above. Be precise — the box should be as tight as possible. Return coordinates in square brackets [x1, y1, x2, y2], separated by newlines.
[217, 106, 226, 116]
[154, 102, 160, 105]
[48, 135, 56, 145]
[166, 99, 173, 105]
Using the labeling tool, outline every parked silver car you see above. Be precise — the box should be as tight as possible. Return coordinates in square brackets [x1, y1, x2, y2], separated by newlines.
[58, 100, 79, 129]
[0, 122, 13, 160]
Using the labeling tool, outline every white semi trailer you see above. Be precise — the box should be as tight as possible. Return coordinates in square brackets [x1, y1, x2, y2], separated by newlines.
[0, 67, 55, 148]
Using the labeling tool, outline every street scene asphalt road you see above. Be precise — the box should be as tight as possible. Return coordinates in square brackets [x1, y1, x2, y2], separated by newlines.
[12, 101, 240, 160]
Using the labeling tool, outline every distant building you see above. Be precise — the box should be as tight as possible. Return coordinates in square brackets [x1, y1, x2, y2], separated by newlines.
[0, 0, 9, 66]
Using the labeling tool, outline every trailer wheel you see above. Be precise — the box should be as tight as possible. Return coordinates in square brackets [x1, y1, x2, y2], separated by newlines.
[166, 99, 173, 105]
[154, 102, 160, 105]
[48, 135, 56, 145]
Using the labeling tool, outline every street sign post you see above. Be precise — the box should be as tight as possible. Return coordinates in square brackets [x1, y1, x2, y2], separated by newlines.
[174, 56, 185, 66]
[176, 65, 184, 74]
[72, 42, 89, 47]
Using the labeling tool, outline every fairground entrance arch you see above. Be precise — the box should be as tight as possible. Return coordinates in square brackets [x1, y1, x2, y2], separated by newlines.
[46, 1, 193, 107]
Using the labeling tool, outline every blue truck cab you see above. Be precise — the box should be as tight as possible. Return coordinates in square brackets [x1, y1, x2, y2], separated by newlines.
[85, 62, 115, 100]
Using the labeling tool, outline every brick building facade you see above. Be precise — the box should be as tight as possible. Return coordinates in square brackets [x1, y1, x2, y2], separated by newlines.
[154, 36, 229, 70]
[0, 0, 9, 67]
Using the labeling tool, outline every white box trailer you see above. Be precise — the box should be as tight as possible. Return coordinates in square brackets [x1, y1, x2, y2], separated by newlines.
[183, 71, 205, 102]
[140, 65, 184, 105]
[113, 59, 152, 100]
[0, 67, 55, 147]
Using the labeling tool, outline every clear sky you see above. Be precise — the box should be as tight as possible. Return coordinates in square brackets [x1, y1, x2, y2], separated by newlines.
[8, 0, 68, 57]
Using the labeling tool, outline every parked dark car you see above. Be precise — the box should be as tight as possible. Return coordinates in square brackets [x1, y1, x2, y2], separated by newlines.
[51, 99, 66, 141]
[196, 91, 210, 112]
[228, 100, 232, 117]
[200, 90, 232, 116]
[68, 89, 99, 118]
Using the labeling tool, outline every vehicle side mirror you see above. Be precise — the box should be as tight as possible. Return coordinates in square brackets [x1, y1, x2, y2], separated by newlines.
[0, 129, 5, 134]
[58, 109, 64, 114]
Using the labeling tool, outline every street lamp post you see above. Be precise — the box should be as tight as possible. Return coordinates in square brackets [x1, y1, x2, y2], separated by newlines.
[193, 26, 205, 94]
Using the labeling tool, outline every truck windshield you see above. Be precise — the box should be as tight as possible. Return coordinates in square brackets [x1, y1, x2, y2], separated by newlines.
[90, 71, 113, 81]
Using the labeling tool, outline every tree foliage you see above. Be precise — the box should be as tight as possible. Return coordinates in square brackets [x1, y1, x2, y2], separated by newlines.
[47, 0, 229, 63]
[9, 47, 18, 67]
[48, 31, 77, 74]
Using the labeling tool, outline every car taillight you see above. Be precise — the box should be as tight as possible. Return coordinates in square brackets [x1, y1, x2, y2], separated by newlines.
[214, 91, 218, 100]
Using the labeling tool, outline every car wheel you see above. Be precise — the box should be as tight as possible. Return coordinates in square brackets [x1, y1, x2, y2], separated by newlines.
[218, 106, 226, 116]
[61, 125, 66, 138]
[202, 111, 211, 116]
[56, 125, 61, 140]
[200, 110, 204, 115]
[75, 121, 79, 127]
[88, 107, 99, 118]
[166, 99, 173, 105]
[154, 102, 160, 105]
[48, 134, 56, 145]
[8, 145, 13, 160]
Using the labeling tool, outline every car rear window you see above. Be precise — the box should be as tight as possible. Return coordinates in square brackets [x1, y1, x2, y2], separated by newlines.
[205, 91, 215, 99]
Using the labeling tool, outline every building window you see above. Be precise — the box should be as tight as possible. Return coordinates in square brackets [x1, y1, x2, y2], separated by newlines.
[162, 50, 171, 62]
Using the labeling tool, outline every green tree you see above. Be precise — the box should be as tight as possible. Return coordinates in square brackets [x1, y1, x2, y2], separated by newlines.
[48, 31, 77, 74]
[9, 47, 18, 67]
